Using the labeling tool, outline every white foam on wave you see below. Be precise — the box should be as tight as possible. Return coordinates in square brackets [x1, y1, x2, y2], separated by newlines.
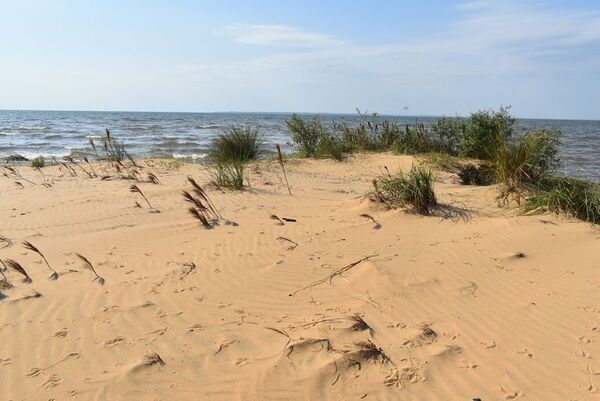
[172, 153, 208, 160]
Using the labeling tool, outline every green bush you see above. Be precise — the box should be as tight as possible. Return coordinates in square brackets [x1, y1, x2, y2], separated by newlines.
[524, 177, 600, 224]
[286, 114, 329, 157]
[462, 106, 516, 159]
[430, 117, 465, 155]
[31, 156, 45, 169]
[209, 127, 264, 162]
[394, 125, 431, 155]
[374, 165, 437, 214]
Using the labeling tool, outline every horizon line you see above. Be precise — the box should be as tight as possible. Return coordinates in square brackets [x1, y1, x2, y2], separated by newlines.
[0, 108, 597, 122]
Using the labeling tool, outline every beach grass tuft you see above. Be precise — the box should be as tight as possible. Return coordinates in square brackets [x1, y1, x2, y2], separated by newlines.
[373, 165, 437, 214]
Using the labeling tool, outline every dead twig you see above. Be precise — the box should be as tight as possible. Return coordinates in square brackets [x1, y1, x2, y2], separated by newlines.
[277, 236, 299, 250]
[293, 254, 379, 296]
[275, 144, 292, 195]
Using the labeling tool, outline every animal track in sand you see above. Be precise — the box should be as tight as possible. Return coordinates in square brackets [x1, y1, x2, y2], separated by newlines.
[0, 357, 12, 366]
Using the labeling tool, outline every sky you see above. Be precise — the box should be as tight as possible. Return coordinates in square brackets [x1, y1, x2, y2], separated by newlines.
[1, 0, 599, 119]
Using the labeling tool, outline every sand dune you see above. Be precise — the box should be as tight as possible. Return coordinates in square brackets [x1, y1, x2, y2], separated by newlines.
[1, 153, 599, 400]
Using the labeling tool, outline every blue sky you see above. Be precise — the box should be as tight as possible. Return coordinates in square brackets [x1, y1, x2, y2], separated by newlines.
[1, 0, 599, 119]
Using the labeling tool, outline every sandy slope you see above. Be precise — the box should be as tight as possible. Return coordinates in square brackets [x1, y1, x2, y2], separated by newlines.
[0, 153, 599, 401]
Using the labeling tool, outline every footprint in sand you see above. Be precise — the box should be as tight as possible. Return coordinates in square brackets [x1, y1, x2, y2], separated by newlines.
[0, 358, 12, 366]
[146, 327, 168, 336]
[104, 336, 126, 347]
[517, 348, 534, 359]
[500, 387, 522, 399]
[579, 348, 593, 359]
[42, 374, 62, 389]
[54, 329, 69, 338]
[482, 340, 497, 349]
[578, 336, 592, 344]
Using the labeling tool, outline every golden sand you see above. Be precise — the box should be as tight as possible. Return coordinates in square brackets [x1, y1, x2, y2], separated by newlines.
[1, 153, 598, 400]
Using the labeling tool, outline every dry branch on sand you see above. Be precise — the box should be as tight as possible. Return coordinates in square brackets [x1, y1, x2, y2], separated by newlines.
[293, 254, 378, 296]
[277, 236, 299, 250]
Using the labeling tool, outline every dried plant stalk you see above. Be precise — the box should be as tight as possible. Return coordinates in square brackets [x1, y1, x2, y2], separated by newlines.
[76, 254, 105, 285]
[275, 144, 292, 195]
[130, 184, 153, 208]
[4, 259, 32, 283]
[23, 241, 58, 280]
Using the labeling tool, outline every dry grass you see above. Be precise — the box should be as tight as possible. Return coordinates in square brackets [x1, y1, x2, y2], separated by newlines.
[129, 184, 155, 210]
[352, 340, 392, 364]
[4, 259, 32, 283]
[23, 241, 58, 280]
[75, 254, 105, 285]
[147, 172, 160, 184]
[0, 234, 12, 249]
[183, 177, 221, 228]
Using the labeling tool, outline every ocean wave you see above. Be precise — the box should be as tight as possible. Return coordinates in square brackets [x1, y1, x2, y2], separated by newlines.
[172, 153, 208, 160]
[194, 124, 220, 129]
[0, 132, 15, 136]
[17, 125, 49, 131]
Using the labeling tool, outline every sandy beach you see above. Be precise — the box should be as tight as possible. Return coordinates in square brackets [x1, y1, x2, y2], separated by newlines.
[1, 153, 599, 400]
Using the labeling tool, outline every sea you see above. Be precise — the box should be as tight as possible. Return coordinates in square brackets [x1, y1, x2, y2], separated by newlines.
[0, 110, 598, 182]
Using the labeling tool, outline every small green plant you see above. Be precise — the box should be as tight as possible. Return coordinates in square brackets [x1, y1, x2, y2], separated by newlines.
[524, 177, 600, 224]
[208, 160, 246, 190]
[209, 127, 264, 162]
[372, 165, 437, 214]
[30, 156, 45, 169]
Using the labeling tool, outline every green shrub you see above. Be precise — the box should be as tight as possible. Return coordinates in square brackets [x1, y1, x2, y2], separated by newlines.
[317, 135, 345, 161]
[374, 165, 437, 214]
[394, 125, 431, 155]
[430, 117, 465, 155]
[209, 127, 264, 162]
[490, 128, 561, 198]
[31, 156, 45, 169]
[208, 160, 246, 190]
[524, 177, 600, 224]
[286, 114, 329, 157]
[462, 106, 516, 159]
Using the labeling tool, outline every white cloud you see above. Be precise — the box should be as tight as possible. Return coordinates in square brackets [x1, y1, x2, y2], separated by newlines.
[215, 24, 344, 47]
